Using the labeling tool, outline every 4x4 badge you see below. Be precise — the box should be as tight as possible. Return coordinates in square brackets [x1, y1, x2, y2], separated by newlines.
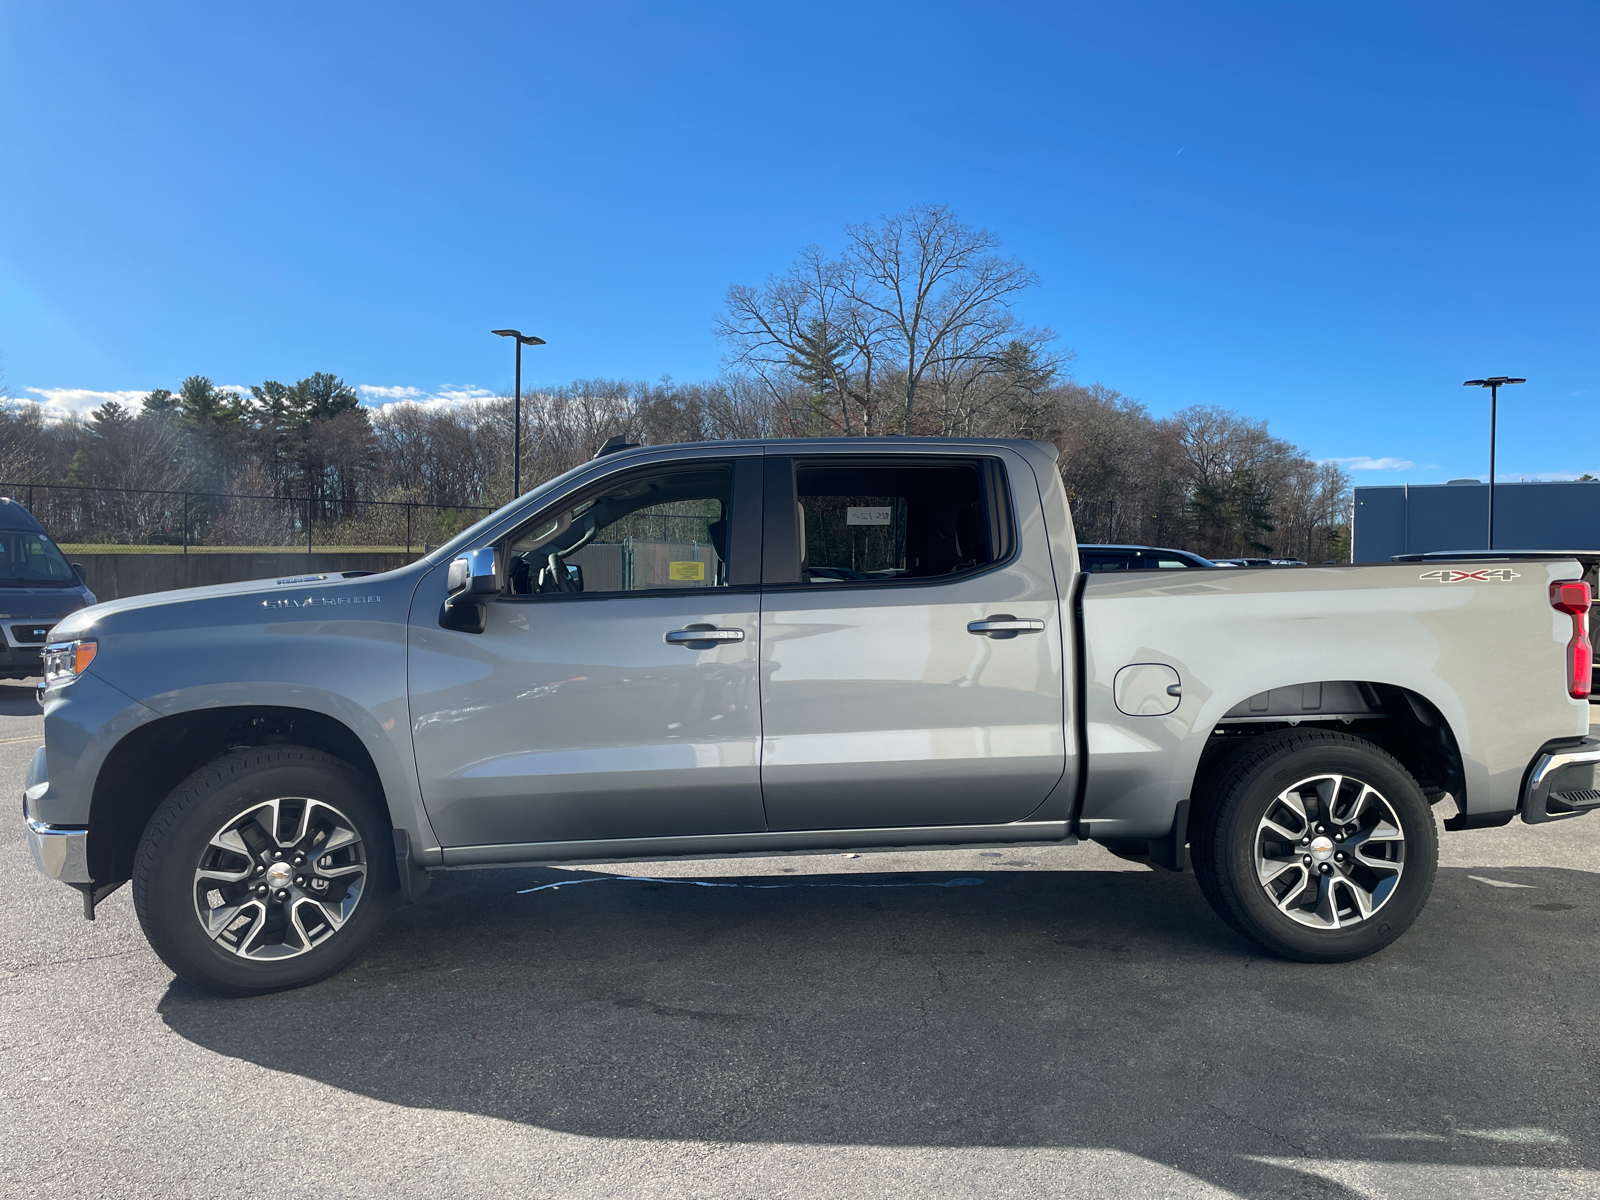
[1419, 568, 1521, 582]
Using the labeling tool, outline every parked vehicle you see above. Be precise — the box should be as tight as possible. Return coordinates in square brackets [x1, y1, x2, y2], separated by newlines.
[1078, 544, 1217, 572]
[23, 437, 1600, 994]
[0, 499, 95, 679]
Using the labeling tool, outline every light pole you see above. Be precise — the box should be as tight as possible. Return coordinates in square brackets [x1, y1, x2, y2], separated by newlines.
[492, 329, 547, 499]
[1463, 376, 1525, 550]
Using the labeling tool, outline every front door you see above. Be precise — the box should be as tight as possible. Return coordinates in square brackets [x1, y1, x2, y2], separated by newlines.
[757, 452, 1067, 831]
[409, 454, 767, 848]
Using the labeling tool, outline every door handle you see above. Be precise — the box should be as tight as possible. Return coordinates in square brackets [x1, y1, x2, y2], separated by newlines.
[665, 627, 745, 645]
[967, 616, 1046, 638]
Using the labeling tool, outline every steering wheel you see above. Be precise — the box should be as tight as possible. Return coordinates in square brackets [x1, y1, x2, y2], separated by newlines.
[546, 551, 574, 593]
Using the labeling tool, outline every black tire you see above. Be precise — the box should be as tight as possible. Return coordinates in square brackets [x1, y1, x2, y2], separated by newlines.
[133, 746, 395, 996]
[1191, 730, 1438, 962]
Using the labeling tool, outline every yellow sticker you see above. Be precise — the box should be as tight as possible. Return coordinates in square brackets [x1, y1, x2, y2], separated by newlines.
[669, 560, 706, 581]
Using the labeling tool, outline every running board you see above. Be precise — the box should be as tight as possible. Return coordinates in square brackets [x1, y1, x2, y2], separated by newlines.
[439, 821, 1075, 870]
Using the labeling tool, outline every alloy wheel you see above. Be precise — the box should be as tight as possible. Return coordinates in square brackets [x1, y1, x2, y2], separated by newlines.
[192, 797, 368, 960]
[1254, 773, 1406, 929]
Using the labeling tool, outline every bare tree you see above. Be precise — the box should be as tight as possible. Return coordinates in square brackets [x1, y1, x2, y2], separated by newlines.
[844, 205, 1040, 432]
[718, 246, 886, 436]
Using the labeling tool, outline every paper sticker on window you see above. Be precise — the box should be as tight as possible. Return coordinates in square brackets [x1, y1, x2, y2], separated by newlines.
[669, 560, 706, 581]
[847, 507, 892, 526]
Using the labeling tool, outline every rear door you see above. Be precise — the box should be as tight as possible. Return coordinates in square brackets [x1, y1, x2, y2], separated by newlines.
[756, 449, 1066, 831]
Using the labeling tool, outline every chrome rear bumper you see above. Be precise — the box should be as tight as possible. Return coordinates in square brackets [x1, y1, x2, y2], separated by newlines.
[1522, 737, 1600, 825]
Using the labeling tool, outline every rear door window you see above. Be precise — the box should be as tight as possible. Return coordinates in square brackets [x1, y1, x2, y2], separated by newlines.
[792, 461, 1009, 585]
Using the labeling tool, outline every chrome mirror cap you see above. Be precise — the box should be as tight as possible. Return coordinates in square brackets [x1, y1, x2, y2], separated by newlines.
[447, 547, 498, 596]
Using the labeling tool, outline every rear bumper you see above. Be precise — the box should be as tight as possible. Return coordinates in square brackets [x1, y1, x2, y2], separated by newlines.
[1522, 737, 1600, 824]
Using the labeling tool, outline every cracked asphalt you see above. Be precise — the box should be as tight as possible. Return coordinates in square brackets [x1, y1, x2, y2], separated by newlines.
[5, 679, 1600, 1199]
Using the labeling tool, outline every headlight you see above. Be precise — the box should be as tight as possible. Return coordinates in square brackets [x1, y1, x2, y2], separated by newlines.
[42, 638, 97, 686]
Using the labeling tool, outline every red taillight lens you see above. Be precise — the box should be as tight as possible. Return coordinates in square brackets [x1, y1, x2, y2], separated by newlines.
[1552, 581, 1592, 615]
[1551, 581, 1593, 699]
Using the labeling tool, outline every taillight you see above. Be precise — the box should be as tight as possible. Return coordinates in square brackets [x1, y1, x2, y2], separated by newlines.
[1550, 581, 1592, 699]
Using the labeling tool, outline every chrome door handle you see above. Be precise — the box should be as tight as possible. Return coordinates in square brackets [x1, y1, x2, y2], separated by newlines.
[665, 627, 745, 645]
[967, 617, 1045, 638]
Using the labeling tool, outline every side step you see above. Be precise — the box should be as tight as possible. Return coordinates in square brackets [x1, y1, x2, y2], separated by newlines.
[1548, 788, 1600, 816]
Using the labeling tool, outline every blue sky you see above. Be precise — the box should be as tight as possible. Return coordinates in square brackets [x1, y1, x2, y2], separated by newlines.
[1, 1, 1594, 483]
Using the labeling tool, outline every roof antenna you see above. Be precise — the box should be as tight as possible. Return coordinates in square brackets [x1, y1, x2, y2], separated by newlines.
[594, 434, 641, 459]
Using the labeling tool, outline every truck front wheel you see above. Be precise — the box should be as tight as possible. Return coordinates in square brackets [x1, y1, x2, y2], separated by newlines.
[132, 746, 394, 996]
[1191, 730, 1438, 962]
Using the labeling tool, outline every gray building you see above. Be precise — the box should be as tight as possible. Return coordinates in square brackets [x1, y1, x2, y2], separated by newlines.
[1353, 479, 1600, 563]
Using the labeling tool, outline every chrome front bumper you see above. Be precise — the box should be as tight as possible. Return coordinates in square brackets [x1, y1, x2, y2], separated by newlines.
[25, 815, 90, 882]
[23, 753, 91, 883]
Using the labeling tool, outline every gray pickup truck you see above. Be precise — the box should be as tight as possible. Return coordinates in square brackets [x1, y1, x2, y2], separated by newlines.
[23, 437, 1600, 994]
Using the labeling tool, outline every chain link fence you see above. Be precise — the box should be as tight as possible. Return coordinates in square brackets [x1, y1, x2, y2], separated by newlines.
[5, 483, 494, 553]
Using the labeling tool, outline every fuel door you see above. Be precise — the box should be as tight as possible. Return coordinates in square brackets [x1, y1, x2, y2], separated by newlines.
[1114, 663, 1181, 716]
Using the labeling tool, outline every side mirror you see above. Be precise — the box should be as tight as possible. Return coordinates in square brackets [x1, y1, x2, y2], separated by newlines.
[441, 547, 497, 633]
[565, 562, 583, 593]
[446, 547, 498, 598]
[70, 562, 86, 581]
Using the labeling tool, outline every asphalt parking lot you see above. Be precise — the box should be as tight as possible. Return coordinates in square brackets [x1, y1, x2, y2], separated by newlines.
[4, 683, 1600, 1200]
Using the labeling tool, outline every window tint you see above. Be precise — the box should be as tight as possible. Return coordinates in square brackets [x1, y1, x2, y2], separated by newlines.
[795, 462, 1001, 584]
[0, 530, 75, 586]
[1155, 558, 1193, 569]
[1081, 553, 1133, 573]
[506, 465, 732, 595]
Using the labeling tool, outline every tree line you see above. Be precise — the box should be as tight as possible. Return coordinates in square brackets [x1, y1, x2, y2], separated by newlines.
[0, 205, 1349, 559]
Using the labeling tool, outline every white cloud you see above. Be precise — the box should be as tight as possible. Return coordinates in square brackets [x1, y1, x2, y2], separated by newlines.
[19, 387, 150, 418]
[1322, 456, 1415, 471]
[357, 384, 425, 401]
[358, 383, 499, 411]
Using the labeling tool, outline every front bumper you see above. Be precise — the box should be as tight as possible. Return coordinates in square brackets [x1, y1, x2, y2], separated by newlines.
[25, 815, 90, 883]
[1522, 737, 1600, 824]
[22, 745, 90, 883]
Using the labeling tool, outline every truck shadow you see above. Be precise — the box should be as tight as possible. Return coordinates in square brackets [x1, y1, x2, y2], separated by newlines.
[0, 679, 40, 716]
[159, 863, 1600, 1198]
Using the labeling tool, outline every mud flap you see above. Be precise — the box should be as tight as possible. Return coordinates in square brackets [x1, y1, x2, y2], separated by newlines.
[1148, 799, 1189, 872]
[393, 829, 433, 904]
[71, 879, 128, 920]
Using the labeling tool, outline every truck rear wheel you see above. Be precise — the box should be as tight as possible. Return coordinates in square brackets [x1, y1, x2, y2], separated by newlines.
[1191, 730, 1438, 962]
[132, 746, 394, 996]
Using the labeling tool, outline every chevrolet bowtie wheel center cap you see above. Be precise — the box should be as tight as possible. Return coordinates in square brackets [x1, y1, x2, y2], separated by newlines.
[265, 861, 294, 890]
[1309, 836, 1335, 863]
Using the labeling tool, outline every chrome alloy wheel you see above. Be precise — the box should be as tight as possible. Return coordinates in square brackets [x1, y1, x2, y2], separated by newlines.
[1254, 774, 1406, 929]
[192, 797, 367, 960]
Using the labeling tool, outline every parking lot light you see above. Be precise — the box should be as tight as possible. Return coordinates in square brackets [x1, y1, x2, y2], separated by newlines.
[493, 329, 548, 499]
[1463, 376, 1526, 549]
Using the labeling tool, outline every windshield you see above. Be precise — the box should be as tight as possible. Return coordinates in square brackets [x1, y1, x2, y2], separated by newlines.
[0, 528, 76, 587]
